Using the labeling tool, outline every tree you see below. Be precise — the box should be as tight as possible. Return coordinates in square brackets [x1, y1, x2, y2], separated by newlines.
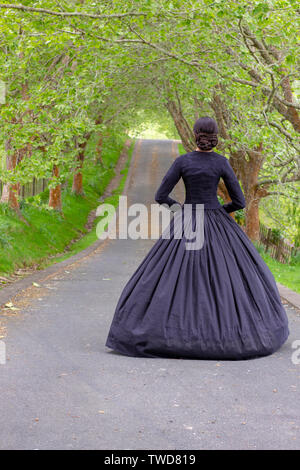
[0, 1, 298, 241]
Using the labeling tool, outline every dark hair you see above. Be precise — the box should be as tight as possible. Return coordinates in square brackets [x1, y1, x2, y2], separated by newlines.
[193, 116, 218, 151]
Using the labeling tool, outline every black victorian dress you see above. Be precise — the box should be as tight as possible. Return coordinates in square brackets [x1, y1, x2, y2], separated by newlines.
[105, 150, 289, 359]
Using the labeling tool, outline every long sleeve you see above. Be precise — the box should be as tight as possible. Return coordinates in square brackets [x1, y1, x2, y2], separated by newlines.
[155, 157, 182, 209]
[221, 158, 246, 213]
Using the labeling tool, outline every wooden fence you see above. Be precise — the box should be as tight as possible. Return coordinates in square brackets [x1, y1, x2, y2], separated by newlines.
[258, 222, 298, 264]
[0, 177, 48, 199]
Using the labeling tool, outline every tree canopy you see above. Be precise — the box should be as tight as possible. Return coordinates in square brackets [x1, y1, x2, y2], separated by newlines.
[0, 0, 299, 241]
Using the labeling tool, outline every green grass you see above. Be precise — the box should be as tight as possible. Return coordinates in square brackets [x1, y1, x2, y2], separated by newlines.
[178, 143, 185, 155]
[0, 134, 134, 278]
[254, 243, 300, 294]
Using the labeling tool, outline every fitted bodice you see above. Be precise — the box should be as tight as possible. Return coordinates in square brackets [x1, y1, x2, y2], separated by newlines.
[181, 151, 222, 207]
[155, 150, 246, 213]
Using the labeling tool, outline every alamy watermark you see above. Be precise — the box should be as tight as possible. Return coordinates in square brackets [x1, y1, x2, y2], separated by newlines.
[95, 196, 205, 251]
[291, 340, 300, 365]
[0, 340, 6, 365]
[0, 80, 6, 104]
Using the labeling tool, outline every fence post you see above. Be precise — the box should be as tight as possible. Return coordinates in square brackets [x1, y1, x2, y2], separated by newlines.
[275, 239, 282, 263]
[265, 228, 272, 253]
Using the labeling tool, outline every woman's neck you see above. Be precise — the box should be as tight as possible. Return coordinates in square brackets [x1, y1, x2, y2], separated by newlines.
[194, 148, 214, 153]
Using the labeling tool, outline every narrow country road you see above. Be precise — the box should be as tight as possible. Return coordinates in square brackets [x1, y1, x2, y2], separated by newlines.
[0, 139, 299, 450]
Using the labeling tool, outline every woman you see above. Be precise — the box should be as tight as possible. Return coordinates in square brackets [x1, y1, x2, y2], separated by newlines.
[105, 116, 289, 359]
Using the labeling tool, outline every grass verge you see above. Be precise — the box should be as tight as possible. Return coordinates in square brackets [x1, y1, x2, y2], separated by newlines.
[0, 134, 134, 279]
[254, 243, 300, 294]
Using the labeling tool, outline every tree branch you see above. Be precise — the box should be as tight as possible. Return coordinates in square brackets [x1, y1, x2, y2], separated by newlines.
[128, 25, 202, 67]
[0, 3, 146, 19]
[258, 173, 300, 186]
[266, 118, 300, 147]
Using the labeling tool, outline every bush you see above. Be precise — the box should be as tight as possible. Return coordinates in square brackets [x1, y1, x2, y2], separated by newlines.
[235, 209, 245, 225]
[290, 250, 300, 266]
[271, 227, 283, 242]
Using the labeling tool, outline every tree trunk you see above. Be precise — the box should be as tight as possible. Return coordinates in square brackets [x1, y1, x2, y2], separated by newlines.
[0, 74, 33, 210]
[245, 195, 260, 240]
[72, 169, 84, 195]
[166, 99, 195, 151]
[1, 141, 33, 210]
[0, 151, 20, 210]
[72, 132, 92, 195]
[239, 145, 265, 241]
[72, 148, 85, 196]
[280, 76, 300, 132]
[0, 182, 20, 210]
[95, 133, 104, 166]
[48, 164, 62, 210]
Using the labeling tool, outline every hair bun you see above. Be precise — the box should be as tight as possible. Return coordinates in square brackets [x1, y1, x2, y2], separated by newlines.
[195, 132, 218, 151]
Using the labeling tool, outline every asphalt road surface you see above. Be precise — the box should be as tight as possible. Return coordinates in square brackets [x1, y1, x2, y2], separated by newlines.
[0, 139, 299, 450]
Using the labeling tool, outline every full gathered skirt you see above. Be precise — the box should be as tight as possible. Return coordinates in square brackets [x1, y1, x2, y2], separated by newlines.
[105, 207, 289, 359]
